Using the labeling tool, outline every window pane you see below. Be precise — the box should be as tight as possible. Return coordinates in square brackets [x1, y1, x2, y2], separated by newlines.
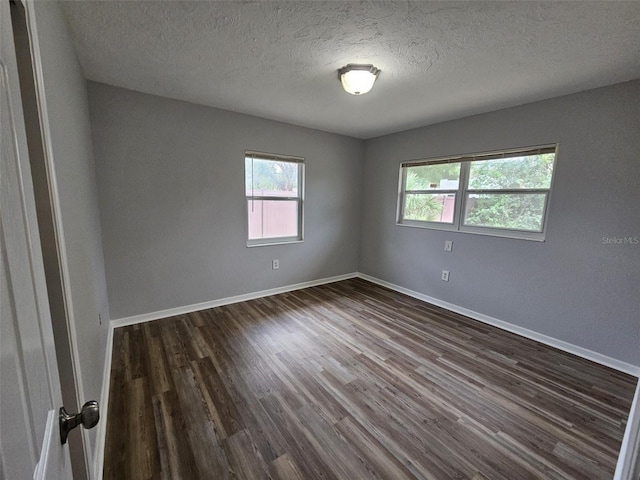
[404, 193, 455, 223]
[464, 193, 546, 231]
[406, 163, 460, 190]
[245, 158, 299, 196]
[247, 199, 298, 240]
[468, 153, 554, 190]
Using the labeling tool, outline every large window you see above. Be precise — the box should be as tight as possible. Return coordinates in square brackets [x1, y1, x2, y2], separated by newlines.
[398, 145, 557, 240]
[245, 151, 304, 246]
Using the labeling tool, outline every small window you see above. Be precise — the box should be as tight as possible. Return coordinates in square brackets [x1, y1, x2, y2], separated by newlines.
[401, 163, 460, 225]
[398, 145, 557, 240]
[245, 151, 304, 246]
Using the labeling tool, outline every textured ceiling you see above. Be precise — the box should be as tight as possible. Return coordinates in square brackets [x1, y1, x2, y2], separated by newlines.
[61, 1, 640, 139]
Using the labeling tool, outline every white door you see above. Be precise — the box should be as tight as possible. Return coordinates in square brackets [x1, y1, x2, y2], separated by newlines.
[0, 0, 73, 477]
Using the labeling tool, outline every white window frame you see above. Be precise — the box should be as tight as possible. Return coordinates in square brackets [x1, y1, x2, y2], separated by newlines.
[245, 150, 304, 247]
[397, 144, 558, 241]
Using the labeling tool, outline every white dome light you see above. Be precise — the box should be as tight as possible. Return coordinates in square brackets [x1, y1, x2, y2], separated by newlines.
[338, 64, 381, 95]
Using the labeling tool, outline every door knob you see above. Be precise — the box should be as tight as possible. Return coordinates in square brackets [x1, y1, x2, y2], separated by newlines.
[59, 400, 100, 445]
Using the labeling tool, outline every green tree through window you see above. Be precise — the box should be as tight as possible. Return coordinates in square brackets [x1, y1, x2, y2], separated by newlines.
[465, 154, 554, 231]
[245, 152, 304, 245]
[398, 146, 557, 240]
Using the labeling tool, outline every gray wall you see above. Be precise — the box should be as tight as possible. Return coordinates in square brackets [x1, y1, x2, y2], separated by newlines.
[360, 80, 640, 366]
[32, 0, 110, 467]
[88, 82, 363, 319]
[87, 78, 639, 366]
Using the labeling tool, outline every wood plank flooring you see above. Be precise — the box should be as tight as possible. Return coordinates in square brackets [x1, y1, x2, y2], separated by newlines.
[104, 278, 637, 479]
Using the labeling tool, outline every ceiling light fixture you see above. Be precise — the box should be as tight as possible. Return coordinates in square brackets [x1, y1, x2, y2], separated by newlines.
[338, 64, 380, 95]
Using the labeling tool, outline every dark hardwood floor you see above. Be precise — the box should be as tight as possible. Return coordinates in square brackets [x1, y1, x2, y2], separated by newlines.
[104, 278, 636, 479]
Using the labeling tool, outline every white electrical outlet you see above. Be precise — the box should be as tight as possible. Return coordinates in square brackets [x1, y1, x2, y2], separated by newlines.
[444, 240, 453, 252]
[441, 270, 450, 282]
[272, 259, 280, 270]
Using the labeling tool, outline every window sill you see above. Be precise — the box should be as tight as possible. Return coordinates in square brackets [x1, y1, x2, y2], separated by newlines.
[246, 239, 304, 248]
[396, 222, 546, 242]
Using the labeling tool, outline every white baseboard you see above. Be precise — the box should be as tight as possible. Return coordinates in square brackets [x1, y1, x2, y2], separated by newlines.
[357, 273, 640, 377]
[110, 272, 358, 329]
[92, 325, 114, 480]
[357, 274, 640, 479]
[103, 272, 354, 476]
[99, 271, 639, 479]
[111, 270, 639, 376]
